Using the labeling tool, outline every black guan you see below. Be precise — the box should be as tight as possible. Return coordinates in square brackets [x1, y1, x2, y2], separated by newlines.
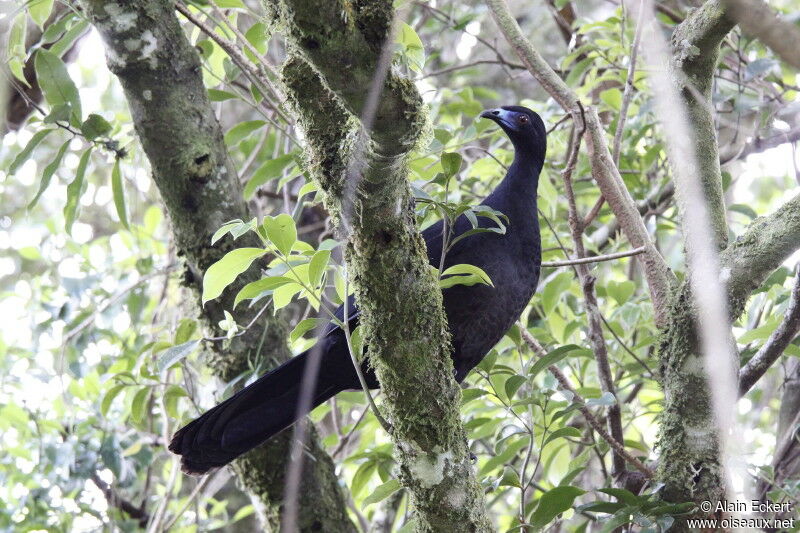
[169, 106, 546, 474]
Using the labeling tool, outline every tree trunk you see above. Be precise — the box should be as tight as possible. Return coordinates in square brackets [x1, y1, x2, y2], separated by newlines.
[270, 0, 492, 529]
[81, 1, 355, 530]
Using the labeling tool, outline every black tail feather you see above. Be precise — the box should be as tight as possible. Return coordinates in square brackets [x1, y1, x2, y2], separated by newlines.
[169, 348, 343, 475]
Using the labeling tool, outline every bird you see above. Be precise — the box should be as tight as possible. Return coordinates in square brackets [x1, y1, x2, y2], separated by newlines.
[169, 105, 546, 474]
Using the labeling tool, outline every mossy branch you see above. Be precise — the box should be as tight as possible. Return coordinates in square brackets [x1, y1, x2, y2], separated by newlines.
[273, 1, 491, 529]
[81, 1, 355, 530]
[670, 0, 735, 247]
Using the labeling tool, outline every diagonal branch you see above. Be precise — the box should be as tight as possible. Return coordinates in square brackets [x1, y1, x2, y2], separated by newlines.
[722, 0, 800, 70]
[739, 266, 800, 396]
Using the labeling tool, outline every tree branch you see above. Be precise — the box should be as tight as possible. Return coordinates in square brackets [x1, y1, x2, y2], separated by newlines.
[739, 266, 800, 396]
[89, 472, 150, 527]
[275, 1, 491, 529]
[81, 1, 354, 530]
[723, 192, 800, 313]
[722, 0, 800, 70]
[541, 246, 645, 268]
[670, 0, 735, 247]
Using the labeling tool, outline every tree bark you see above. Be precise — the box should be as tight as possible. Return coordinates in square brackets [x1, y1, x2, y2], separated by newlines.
[270, 0, 491, 530]
[80, 1, 355, 530]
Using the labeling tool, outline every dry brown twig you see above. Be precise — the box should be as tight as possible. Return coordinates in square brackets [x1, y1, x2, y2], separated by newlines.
[517, 326, 655, 478]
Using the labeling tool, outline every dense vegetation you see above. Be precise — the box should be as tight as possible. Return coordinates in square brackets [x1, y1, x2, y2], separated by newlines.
[1, 0, 798, 531]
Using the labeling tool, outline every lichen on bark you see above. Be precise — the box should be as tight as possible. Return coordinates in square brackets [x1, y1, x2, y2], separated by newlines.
[272, 0, 491, 529]
[81, 1, 355, 530]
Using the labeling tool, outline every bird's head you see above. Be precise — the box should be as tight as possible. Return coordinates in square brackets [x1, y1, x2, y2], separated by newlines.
[480, 105, 546, 161]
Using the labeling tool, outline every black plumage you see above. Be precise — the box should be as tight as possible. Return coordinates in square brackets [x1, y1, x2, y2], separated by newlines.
[169, 105, 547, 474]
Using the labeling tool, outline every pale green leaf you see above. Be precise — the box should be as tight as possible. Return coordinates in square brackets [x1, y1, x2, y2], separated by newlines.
[10, 129, 52, 175]
[234, 275, 294, 308]
[64, 148, 91, 233]
[362, 479, 402, 508]
[263, 214, 297, 256]
[28, 140, 69, 209]
[202, 248, 266, 304]
[157, 339, 200, 373]
[111, 158, 129, 229]
[243, 153, 296, 199]
[530, 486, 586, 531]
[35, 49, 81, 125]
[308, 249, 331, 287]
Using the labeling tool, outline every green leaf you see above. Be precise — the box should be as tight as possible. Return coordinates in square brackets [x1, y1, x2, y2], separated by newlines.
[28, 140, 69, 209]
[8, 13, 28, 87]
[234, 276, 294, 308]
[308, 249, 331, 287]
[541, 272, 572, 314]
[203, 248, 266, 304]
[361, 478, 402, 508]
[243, 153, 296, 199]
[504, 374, 526, 401]
[224, 120, 265, 146]
[175, 318, 198, 344]
[100, 384, 125, 417]
[351, 461, 376, 498]
[396, 22, 425, 72]
[273, 282, 302, 311]
[290, 318, 326, 343]
[530, 486, 586, 531]
[543, 426, 583, 447]
[29, 0, 55, 29]
[499, 467, 522, 488]
[64, 148, 92, 233]
[528, 344, 581, 380]
[441, 152, 463, 177]
[606, 280, 635, 306]
[35, 49, 81, 125]
[263, 214, 297, 256]
[461, 388, 488, 403]
[211, 219, 245, 244]
[163, 385, 189, 419]
[131, 387, 150, 424]
[157, 339, 200, 373]
[10, 129, 52, 175]
[208, 88, 239, 101]
[111, 158, 129, 229]
[439, 263, 493, 289]
[50, 19, 90, 58]
[600, 88, 622, 110]
[80, 113, 112, 140]
[214, 0, 245, 7]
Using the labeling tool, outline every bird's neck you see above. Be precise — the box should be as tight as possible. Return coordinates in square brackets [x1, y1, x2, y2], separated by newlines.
[486, 149, 542, 217]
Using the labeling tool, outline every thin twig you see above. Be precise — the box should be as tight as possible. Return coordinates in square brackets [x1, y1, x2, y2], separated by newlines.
[90, 472, 150, 527]
[560, 119, 628, 477]
[541, 246, 645, 267]
[517, 326, 655, 478]
[174, 2, 294, 128]
[612, 0, 645, 166]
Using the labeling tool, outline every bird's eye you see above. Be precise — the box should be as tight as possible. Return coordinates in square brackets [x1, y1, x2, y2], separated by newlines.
[518, 115, 529, 124]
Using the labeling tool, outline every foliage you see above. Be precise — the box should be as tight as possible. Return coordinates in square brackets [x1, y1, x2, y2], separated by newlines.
[1, 0, 798, 531]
